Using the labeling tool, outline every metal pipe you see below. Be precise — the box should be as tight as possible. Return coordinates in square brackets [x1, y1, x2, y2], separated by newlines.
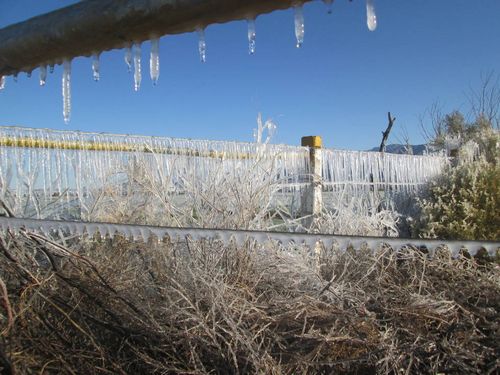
[0, 0, 312, 77]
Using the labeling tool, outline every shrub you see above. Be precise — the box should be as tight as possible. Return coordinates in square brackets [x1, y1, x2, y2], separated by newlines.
[413, 159, 499, 240]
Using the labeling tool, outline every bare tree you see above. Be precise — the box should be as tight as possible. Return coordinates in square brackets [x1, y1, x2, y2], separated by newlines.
[467, 71, 500, 129]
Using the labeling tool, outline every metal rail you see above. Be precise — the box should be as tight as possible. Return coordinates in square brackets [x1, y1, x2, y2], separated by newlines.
[1, 216, 498, 258]
[0, 0, 314, 76]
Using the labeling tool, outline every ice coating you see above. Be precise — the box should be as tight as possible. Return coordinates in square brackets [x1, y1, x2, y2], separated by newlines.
[62, 59, 71, 124]
[197, 28, 206, 63]
[150, 37, 160, 85]
[124, 45, 132, 72]
[1, 217, 497, 259]
[92, 53, 100, 82]
[0, 123, 448, 235]
[294, 4, 305, 48]
[0, 76, 5, 90]
[247, 18, 256, 55]
[39, 65, 47, 86]
[133, 43, 142, 91]
[366, 0, 377, 31]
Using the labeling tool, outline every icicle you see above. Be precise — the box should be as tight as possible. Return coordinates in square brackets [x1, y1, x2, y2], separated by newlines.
[247, 18, 256, 55]
[62, 59, 71, 124]
[124, 45, 132, 72]
[366, 0, 377, 31]
[49, 64, 55, 74]
[323, 0, 334, 14]
[13, 73, 18, 82]
[133, 43, 142, 91]
[149, 37, 160, 85]
[91, 53, 100, 82]
[0, 76, 5, 90]
[197, 28, 206, 63]
[294, 4, 305, 48]
[39, 65, 47, 86]
[27, 71, 32, 78]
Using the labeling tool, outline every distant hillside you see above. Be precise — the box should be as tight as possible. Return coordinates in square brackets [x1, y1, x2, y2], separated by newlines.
[369, 144, 427, 155]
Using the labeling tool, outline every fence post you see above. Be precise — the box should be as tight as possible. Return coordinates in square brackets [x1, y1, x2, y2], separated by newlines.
[300, 136, 323, 226]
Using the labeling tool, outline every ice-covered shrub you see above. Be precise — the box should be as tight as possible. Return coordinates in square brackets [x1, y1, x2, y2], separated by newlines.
[413, 159, 499, 240]
[413, 122, 499, 240]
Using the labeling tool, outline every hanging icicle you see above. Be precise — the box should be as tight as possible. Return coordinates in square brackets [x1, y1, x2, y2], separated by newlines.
[366, 0, 377, 31]
[247, 18, 256, 55]
[124, 44, 133, 72]
[62, 59, 72, 124]
[197, 28, 206, 63]
[0, 76, 5, 90]
[150, 37, 160, 85]
[294, 4, 305, 48]
[39, 65, 47, 86]
[13, 74, 18, 83]
[133, 43, 142, 91]
[49, 64, 55, 74]
[323, 0, 334, 14]
[92, 53, 100, 82]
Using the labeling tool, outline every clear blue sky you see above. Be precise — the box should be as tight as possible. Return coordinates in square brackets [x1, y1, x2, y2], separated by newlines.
[1, 0, 499, 150]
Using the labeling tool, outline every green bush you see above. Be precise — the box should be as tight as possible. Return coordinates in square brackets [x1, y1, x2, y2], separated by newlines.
[414, 159, 500, 240]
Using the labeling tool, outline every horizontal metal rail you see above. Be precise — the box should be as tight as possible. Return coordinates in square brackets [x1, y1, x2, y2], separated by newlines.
[0, 136, 258, 159]
[1, 216, 498, 258]
[0, 0, 314, 76]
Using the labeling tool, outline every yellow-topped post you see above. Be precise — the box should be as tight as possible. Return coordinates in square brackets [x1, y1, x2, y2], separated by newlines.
[300, 136, 323, 227]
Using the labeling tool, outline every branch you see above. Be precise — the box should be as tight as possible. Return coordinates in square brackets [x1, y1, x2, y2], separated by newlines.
[379, 112, 396, 153]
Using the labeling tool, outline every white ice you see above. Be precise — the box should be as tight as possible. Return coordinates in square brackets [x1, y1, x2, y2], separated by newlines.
[247, 18, 256, 55]
[92, 53, 100, 82]
[294, 5, 305, 48]
[150, 38, 160, 85]
[39, 65, 47, 86]
[366, 0, 377, 31]
[133, 43, 142, 91]
[124, 45, 132, 72]
[62, 59, 72, 124]
[197, 28, 207, 63]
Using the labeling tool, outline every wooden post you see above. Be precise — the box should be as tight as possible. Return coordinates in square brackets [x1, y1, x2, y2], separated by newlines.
[300, 136, 322, 227]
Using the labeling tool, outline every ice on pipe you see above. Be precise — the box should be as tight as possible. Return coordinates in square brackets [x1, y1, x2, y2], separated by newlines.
[124, 45, 133, 72]
[294, 4, 305, 48]
[62, 59, 72, 124]
[197, 28, 207, 63]
[366, 0, 377, 31]
[39, 65, 47, 86]
[133, 43, 142, 91]
[150, 38, 160, 85]
[92, 53, 100, 82]
[247, 18, 256, 55]
[0, 76, 5, 90]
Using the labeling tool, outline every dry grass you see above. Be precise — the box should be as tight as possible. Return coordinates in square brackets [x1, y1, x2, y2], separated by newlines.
[0, 229, 498, 374]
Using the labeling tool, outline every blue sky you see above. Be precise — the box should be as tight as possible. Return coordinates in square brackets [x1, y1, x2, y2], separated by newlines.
[1, 0, 499, 150]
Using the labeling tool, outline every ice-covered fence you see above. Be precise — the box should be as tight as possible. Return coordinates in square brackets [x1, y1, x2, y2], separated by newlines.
[322, 149, 449, 214]
[0, 126, 450, 228]
[322, 148, 449, 192]
[0, 126, 309, 222]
